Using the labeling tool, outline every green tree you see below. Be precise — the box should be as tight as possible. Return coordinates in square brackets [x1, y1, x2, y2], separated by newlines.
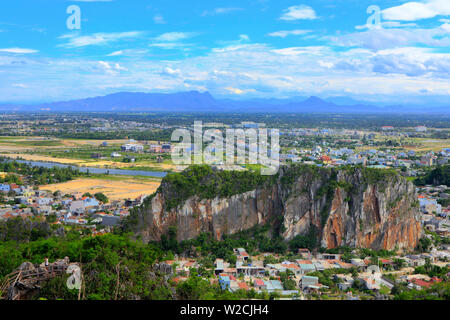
[94, 192, 109, 204]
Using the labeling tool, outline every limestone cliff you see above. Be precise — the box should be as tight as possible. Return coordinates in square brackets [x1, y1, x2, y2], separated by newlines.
[126, 165, 422, 251]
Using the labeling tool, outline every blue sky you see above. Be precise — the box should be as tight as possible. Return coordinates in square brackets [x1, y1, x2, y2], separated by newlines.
[0, 0, 449, 104]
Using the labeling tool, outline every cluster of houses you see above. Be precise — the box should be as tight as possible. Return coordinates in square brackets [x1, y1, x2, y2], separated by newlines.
[280, 146, 448, 172]
[0, 182, 148, 230]
[87, 140, 173, 161]
[119, 140, 172, 154]
[418, 185, 450, 237]
[164, 240, 449, 299]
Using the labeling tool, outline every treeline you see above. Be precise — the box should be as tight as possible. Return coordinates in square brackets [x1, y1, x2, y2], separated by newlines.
[44, 128, 173, 142]
[415, 165, 450, 187]
[0, 158, 82, 185]
[52, 112, 450, 129]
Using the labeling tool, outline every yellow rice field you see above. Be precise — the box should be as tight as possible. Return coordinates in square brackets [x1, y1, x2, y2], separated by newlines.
[39, 178, 161, 201]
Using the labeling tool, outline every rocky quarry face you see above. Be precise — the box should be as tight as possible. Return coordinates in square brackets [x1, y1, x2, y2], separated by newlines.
[129, 165, 422, 251]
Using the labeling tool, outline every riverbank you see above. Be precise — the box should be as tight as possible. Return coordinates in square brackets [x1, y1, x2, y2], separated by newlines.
[2, 157, 168, 178]
[0, 153, 176, 174]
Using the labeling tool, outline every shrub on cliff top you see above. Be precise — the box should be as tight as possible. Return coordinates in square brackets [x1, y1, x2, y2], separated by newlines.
[154, 164, 401, 211]
[160, 165, 273, 210]
[360, 166, 398, 185]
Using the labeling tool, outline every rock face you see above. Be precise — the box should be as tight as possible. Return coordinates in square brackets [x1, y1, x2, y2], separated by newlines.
[130, 166, 422, 251]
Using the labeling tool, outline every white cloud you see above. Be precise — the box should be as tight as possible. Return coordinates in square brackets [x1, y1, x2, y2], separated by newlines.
[153, 14, 166, 24]
[0, 48, 38, 54]
[160, 67, 182, 78]
[330, 25, 450, 50]
[153, 32, 195, 42]
[355, 21, 418, 30]
[272, 46, 330, 56]
[98, 61, 127, 75]
[238, 34, 249, 41]
[1, 40, 449, 103]
[107, 50, 123, 56]
[280, 5, 317, 21]
[114, 63, 127, 71]
[441, 23, 450, 33]
[318, 60, 334, 68]
[382, 0, 450, 21]
[202, 7, 243, 16]
[12, 83, 28, 88]
[106, 49, 148, 56]
[268, 29, 311, 38]
[225, 87, 255, 95]
[215, 34, 250, 48]
[59, 31, 144, 48]
[149, 42, 193, 50]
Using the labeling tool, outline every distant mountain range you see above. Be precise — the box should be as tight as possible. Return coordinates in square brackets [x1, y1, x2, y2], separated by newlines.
[0, 91, 448, 113]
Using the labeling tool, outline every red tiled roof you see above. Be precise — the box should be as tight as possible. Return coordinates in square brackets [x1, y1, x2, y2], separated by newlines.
[379, 259, 393, 264]
[412, 279, 432, 288]
[238, 282, 249, 290]
[338, 262, 354, 268]
[185, 261, 195, 267]
[172, 277, 187, 284]
[412, 277, 441, 288]
[431, 277, 442, 282]
[327, 259, 340, 264]
[254, 279, 264, 286]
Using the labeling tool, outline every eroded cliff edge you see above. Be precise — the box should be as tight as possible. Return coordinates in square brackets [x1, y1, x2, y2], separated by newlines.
[123, 165, 422, 251]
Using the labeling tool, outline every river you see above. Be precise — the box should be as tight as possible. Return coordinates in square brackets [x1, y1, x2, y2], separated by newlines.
[13, 159, 168, 178]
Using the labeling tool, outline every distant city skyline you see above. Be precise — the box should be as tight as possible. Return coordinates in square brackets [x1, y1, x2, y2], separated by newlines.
[0, 0, 449, 105]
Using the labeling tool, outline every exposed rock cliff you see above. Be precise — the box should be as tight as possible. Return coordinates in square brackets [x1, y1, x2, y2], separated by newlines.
[125, 165, 422, 251]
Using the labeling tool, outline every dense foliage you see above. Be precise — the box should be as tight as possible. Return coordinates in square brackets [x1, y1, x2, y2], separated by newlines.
[20, 112, 450, 130]
[152, 225, 289, 264]
[44, 128, 174, 142]
[0, 217, 53, 242]
[94, 192, 109, 204]
[0, 158, 82, 185]
[392, 282, 450, 300]
[0, 230, 175, 300]
[415, 165, 450, 187]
